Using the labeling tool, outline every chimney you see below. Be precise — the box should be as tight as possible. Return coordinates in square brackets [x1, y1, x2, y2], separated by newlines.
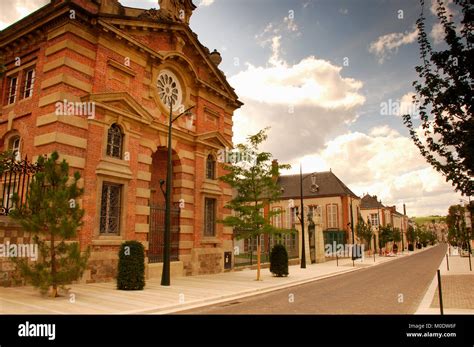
[271, 159, 279, 182]
[403, 203, 406, 215]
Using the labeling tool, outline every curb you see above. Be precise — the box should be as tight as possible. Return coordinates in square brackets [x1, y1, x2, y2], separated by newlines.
[130, 245, 437, 314]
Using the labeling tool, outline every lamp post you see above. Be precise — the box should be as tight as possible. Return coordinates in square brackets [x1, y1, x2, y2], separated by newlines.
[161, 101, 194, 286]
[350, 198, 355, 265]
[460, 199, 472, 272]
[295, 164, 318, 269]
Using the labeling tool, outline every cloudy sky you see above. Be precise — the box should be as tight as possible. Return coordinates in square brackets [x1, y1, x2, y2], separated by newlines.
[0, 0, 466, 216]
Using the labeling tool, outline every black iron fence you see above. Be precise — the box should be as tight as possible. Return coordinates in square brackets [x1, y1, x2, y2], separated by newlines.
[148, 204, 180, 263]
[0, 156, 41, 216]
[234, 232, 299, 267]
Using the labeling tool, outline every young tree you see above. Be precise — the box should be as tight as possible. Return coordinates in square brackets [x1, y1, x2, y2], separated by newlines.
[403, 0, 473, 196]
[446, 204, 469, 247]
[356, 216, 373, 252]
[406, 224, 417, 246]
[379, 224, 394, 251]
[219, 128, 291, 280]
[10, 152, 90, 297]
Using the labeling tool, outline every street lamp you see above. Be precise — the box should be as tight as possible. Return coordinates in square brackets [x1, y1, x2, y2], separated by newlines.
[459, 199, 472, 271]
[295, 164, 318, 268]
[161, 101, 195, 286]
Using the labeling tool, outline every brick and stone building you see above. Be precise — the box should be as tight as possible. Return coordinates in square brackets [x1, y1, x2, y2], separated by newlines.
[0, 0, 242, 284]
[233, 170, 361, 266]
[360, 194, 408, 252]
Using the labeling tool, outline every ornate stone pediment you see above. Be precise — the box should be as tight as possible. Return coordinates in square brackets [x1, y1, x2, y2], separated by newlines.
[82, 92, 154, 125]
[196, 131, 233, 150]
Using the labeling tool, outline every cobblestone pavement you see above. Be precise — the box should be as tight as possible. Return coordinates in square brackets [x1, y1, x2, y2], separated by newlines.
[430, 275, 474, 309]
[180, 244, 447, 314]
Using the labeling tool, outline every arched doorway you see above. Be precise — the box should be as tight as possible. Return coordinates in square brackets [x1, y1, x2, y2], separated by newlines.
[148, 147, 181, 263]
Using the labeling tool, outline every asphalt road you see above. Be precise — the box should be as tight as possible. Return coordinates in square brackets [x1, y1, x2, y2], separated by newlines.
[180, 244, 447, 314]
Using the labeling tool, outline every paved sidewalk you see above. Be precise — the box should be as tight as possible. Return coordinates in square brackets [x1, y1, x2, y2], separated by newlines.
[416, 250, 474, 315]
[0, 247, 430, 314]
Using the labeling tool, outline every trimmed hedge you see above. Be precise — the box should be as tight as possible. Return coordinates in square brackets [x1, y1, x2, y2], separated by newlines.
[117, 241, 145, 290]
[270, 244, 289, 277]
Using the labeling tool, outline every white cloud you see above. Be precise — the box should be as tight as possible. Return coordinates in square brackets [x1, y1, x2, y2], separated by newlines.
[0, 0, 48, 30]
[369, 27, 418, 64]
[339, 8, 348, 15]
[429, 0, 459, 44]
[198, 0, 215, 6]
[230, 36, 365, 163]
[430, 0, 455, 17]
[430, 23, 445, 44]
[255, 14, 301, 47]
[282, 126, 463, 216]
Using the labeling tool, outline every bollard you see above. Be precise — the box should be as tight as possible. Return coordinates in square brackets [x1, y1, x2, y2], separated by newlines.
[437, 269, 444, 315]
[373, 237, 376, 263]
[336, 254, 338, 266]
[446, 254, 449, 271]
[469, 243, 472, 272]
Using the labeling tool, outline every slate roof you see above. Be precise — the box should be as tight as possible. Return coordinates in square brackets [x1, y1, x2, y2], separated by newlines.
[360, 194, 385, 209]
[277, 171, 358, 199]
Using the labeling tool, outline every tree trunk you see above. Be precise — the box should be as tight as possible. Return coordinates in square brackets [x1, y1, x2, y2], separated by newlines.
[256, 236, 261, 281]
[50, 231, 57, 298]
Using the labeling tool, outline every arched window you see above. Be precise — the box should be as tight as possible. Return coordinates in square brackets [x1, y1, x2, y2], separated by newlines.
[9, 136, 21, 161]
[106, 124, 124, 159]
[206, 154, 216, 180]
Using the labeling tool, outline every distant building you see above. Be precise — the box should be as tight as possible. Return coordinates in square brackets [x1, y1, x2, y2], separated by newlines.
[360, 194, 408, 252]
[269, 170, 361, 264]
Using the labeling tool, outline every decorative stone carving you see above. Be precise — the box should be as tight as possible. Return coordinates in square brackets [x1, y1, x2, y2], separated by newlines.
[158, 0, 196, 25]
[209, 49, 222, 66]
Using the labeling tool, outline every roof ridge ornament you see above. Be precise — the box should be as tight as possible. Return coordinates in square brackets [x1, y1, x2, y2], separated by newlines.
[158, 0, 197, 25]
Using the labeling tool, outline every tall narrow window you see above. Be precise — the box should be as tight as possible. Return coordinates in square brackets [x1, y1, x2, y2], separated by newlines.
[272, 207, 282, 228]
[7, 76, 18, 105]
[23, 69, 35, 99]
[370, 213, 379, 227]
[206, 154, 216, 179]
[100, 182, 122, 234]
[106, 124, 123, 159]
[327, 204, 338, 229]
[9, 136, 21, 161]
[204, 197, 216, 236]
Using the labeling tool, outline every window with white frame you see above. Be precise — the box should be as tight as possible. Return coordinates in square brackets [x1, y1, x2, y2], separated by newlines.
[272, 207, 282, 228]
[327, 204, 338, 229]
[7, 76, 18, 105]
[9, 136, 21, 161]
[23, 68, 35, 99]
[290, 206, 299, 227]
[370, 213, 379, 227]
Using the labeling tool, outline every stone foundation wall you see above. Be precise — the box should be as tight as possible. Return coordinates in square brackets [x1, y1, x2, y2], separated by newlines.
[190, 247, 224, 275]
[0, 217, 31, 287]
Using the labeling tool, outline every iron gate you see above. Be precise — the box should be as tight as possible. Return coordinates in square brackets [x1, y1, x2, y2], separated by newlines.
[0, 156, 42, 216]
[148, 205, 180, 263]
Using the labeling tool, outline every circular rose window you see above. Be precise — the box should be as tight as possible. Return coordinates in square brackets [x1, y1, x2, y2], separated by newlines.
[157, 70, 183, 110]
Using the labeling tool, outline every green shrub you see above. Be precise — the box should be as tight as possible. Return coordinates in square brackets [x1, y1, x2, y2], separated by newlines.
[117, 241, 145, 290]
[270, 244, 289, 277]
